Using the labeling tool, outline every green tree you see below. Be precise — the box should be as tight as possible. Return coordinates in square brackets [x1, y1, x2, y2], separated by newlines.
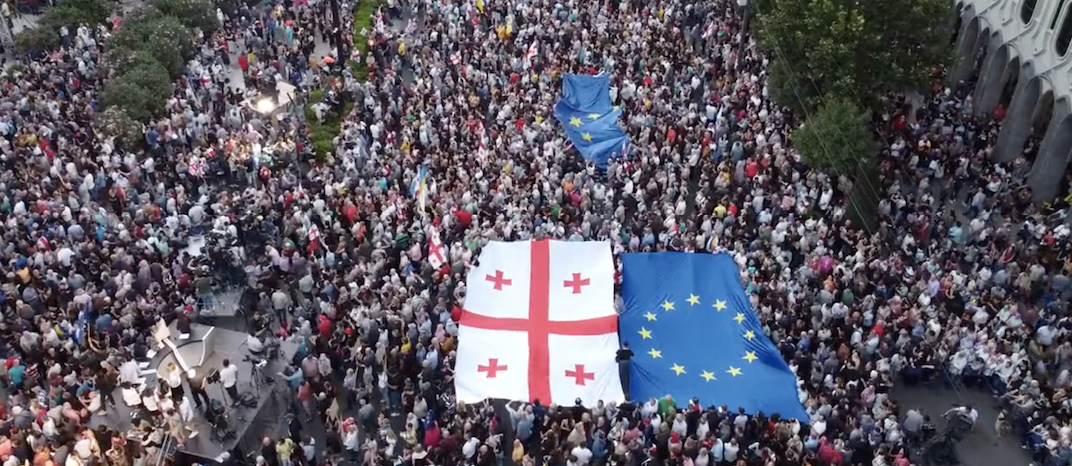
[39, 0, 112, 31]
[109, 15, 194, 79]
[793, 94, 877, 176]
[100, 57, 173, 121]
[14, 27, 59, 55]
[153, 0, 219, 33]
[756, 0, 952, 114]
[793, 95, 880, 229]
[97, 107, 146, 151]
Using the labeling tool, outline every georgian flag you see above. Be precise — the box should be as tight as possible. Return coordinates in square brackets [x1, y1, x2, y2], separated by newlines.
[428, 229, 446, 269]
[477, 142, 488, 163]
[524, 40, 538, 69]
[454, 240, 625, 406]
[451, 51, 462, 66]
[189, 158, 205, 177]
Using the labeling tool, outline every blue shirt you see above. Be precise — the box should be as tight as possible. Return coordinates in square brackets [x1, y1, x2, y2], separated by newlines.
[8, 365, 25, 386]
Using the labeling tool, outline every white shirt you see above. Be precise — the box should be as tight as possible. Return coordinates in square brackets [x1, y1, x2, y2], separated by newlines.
[119, 360, 141, 385]
[723, 443, 740, 462]
[571, 446, 592, 465]
[167, 369, 182, 388]
[220, 364, 239, 388]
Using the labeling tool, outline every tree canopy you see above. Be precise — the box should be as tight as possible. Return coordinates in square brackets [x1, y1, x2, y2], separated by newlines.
[151, 0, 219, 33]
[97, 107, 146, 152]
[100, 52, 174, 121]
[109, 14, 196, 79]
[792, 94, 878, 176]
[756, 0, 952, 114]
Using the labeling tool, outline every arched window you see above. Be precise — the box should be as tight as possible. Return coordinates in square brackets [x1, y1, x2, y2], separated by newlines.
[1022, 0, 1038, 24]
[1052, 0, 1068, 29]
[1058, 5, 1072, 55]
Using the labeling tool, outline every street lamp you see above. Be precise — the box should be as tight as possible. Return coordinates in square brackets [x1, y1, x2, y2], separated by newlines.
[328, 0, 345, 64]
[737, 0, 750, 71]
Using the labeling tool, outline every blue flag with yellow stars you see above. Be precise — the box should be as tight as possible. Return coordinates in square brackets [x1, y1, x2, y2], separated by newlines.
[553, 74, 629, 169]
[619, 252, 807, 420]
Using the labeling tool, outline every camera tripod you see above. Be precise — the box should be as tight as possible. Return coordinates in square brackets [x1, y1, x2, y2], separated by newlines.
[250, 359, 274, 388]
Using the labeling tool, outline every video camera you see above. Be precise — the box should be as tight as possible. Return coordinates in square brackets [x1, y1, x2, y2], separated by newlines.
[243, 354, 269, 369]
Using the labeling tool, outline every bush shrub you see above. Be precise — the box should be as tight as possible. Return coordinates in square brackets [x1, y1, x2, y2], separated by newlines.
[349, 0, 384, 81]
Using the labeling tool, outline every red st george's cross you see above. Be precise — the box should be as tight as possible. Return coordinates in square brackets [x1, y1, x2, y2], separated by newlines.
[461, 240, 617, 403]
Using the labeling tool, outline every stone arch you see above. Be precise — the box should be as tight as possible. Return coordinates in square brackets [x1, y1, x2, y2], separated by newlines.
[995, 70, 1043, 162]
[950, 15, 983, 84]
[1028, 98, 1072, 201]
[973, 42, 1013, 116]
[1033, 90, 1056, 136]
[951, 2, 965, 46]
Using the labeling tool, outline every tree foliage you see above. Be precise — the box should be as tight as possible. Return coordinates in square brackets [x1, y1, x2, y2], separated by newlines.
[17, 0, 110, 55]
[100, 57, 173, 121]
[756, 0, 952, 114]
[109, 15, 194, 79]
[792, 95, 878, 177]
[39, 0, 112, 31]
[97, 107, 146, 151]
[14, 27, 59, 55]
[153, 0, 219, 33]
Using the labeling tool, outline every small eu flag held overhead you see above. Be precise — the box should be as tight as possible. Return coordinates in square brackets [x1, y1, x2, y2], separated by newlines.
[553, 74, 630, 169]
[619, 252, 807, 420]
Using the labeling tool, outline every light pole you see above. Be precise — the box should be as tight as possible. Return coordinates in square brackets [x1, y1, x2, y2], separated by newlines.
[328, 0, 345, 64]
[736, 0, 749, 71]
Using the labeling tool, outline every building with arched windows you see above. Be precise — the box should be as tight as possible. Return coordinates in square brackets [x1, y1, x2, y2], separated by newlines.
[952, 0, 1072, 201]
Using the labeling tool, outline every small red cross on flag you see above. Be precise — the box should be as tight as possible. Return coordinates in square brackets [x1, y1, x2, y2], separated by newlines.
[455, 240, 623, 407]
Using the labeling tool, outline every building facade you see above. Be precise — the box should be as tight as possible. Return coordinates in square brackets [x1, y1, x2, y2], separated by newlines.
[953, 0, 1072, 200]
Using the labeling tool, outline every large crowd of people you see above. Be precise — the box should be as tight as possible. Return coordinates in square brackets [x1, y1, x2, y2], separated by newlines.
[0, 0, 1070, 464]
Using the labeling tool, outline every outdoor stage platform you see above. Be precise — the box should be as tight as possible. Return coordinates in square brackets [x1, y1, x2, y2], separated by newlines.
[89, 320, 298, 462]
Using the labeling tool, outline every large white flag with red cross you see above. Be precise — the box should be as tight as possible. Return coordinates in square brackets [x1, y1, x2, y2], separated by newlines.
[454, 240, 625, 407]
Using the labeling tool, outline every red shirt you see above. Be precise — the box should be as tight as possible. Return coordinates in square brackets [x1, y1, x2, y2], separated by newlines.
[745, 161, 759, 178]
[317, 317, 332, 337]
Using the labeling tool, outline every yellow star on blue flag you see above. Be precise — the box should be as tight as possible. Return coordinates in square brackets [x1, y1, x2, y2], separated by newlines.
[618, 252, 806, 419]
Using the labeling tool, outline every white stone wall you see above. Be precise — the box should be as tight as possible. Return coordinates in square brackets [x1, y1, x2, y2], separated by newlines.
[954, 0, 1072, 200]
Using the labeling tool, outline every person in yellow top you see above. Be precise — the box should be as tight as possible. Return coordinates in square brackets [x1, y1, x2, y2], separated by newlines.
[276, 437, 295, 466]
[398, 41, 406, 56]
[714, 204, 727, 217]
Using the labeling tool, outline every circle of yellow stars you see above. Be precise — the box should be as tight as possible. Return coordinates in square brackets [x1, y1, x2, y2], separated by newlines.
[638, 293, 759, 382]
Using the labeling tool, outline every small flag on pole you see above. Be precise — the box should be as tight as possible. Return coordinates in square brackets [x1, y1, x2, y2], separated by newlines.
[409, 166, 430, 211]
[428, 229, 446, 269]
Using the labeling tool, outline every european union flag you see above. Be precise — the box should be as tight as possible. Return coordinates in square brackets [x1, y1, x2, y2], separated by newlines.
[73, 308, 89, 344]
[619, 252, 807, 420]
[554, 74, 629, 169]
